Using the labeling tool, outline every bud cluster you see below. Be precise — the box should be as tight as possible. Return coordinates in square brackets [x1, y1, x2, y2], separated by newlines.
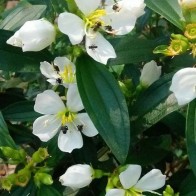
[0, 147, 52, 191]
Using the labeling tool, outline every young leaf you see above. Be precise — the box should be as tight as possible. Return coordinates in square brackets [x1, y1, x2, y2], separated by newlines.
[186, 100, 196, 177]
[76, 56, 130, 164]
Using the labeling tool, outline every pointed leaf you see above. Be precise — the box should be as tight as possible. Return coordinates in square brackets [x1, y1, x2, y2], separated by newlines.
[145, 0, 184, 30]
[0, 112, 16, 148]
[186, 100, 196, 177]
[76, 56, 130, 163]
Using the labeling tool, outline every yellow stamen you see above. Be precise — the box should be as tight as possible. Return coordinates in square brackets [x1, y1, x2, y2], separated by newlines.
[85, 9, 106, 32]
[57, 110, 76, 125]
[59, 64, 75, 84]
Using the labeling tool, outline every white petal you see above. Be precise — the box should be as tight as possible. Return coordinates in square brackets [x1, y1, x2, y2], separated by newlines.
[105, 189, 125, 196]
[119, 165, 142, 189]
[58, 12, 85, 45]
[54, 57, 75, 73]
[58, 127, 83, 153]
[134, 169, 166, 191]
[170, 68, 196, 105]
[34, 90, 65, 114]
[33, 115, 61, 142]
[76, 113, 98, 137]
[40, 61, 59, 79]
[6, 31, 22, 48]
[121, 0, 146, 18]
[105, 10, 137, 35]
[140, 60, 162, 87]
[75, 0, 101, 15]
[59, 164, 93, 189]
[86, 33, 116, 65]
[19, 19, 55, 51]
[67, 84, 84, 112]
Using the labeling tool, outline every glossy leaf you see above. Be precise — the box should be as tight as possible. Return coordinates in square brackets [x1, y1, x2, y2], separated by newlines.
[145, 0, 184, 30]
[186, 100, 196, 177]
[0, 29, 53, 72]
[76, 56, 130, 164]
[0, 112, 16, 148]
[108, 36, 168, 65]
[2, 101, 40, 122]
[37, 185, 61, 196]
[131, 73, 181, 134]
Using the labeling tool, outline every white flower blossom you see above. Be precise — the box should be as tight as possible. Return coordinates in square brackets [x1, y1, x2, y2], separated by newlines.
[106, 164, 166, 196]
[170, 67, 196, 105]
[6, 19, 55, 52]
[103, 0, 146, 35]
[59, 164, 93, 189]
[57, 0, 116, 64]
[40, 57, 76, 87]
[33, 85, 98, 153]
[140, 60, 162, 87]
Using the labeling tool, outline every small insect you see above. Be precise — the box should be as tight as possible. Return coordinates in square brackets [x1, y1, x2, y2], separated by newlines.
[112, 4, 120, 12]
[61, 126, 68, 134]
[93, 21, 102, 32]
[56, 78, 62, 84]
[77, 125, 83, 132]
[53, 64, 60, 72]
[89, 44, 98, 51]
[105, 25, 113, 32]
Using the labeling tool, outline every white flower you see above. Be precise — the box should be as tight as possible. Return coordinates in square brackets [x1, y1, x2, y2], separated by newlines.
[170, 67, 196, 105]
[6, 19, 56, 52]
[57, 0, 116, 64]
[59, 164, 93, 189]
[33, 85, 98, 153]
[106, 164, 166, 196]
[40, 57, 76, 87]
[103, 0, 146, 35]
[140, 60, 162, 87]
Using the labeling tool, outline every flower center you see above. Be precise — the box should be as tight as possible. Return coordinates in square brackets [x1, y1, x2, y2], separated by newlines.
[57, 109, 76, 125]
[84, 9, 106, 35]
[59, 64, 76, 84]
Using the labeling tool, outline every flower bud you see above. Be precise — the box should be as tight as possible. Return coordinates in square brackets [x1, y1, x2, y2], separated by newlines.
[0, 147, 26, 163]
[32, 148, 49, 164]
[15, 168, 31, 187]
[59, 164, 94, 189]
[34, 172, 53, 188]
[163, 185, 179, 196]
[1, 174, 16, 191]
[184, 23, 196, 41]
[6, 19, 56, 52]
[140, 60, 161, 87]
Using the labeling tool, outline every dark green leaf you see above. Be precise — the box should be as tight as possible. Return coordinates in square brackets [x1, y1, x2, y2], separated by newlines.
[0, 1, 46, 31]
[0, 112, 16, 148]
[186, 100, 196, 177]
[76, 56, 130, 164]
[108, 36, 168, 65]
[0, 29, 53, 72]
[2, 101, 40, 122]
[145, 0, 184, 30]
[127, 135, 172, 165]
[37, 185, 61, 196]
[131, 73, 181, 135]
